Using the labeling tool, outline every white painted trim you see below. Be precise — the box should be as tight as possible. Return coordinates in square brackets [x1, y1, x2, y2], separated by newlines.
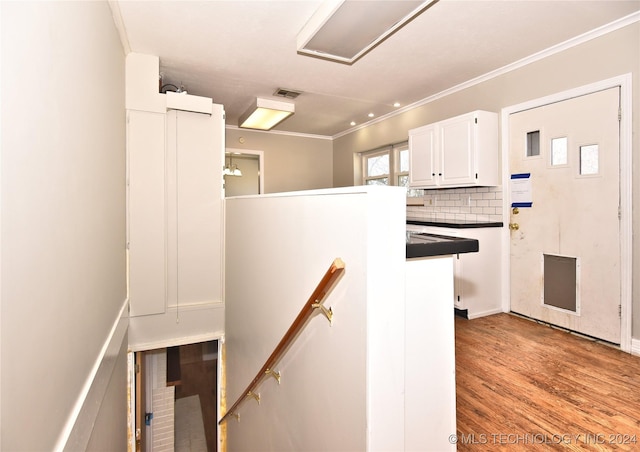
[467, 308, 505, 320]
[501, 74, 633, 353]
[107, 1, 131, 54]
[127, 351, 136, 452]
[632, 338, 640, 357]
[127, 334, 225, 452]
[54, 297, 130, 451]
[128, 331, 224, 353]
[225, 124, 332, 141]
[334, 11, 640, 140]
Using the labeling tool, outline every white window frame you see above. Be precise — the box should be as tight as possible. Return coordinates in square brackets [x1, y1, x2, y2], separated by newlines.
[362, 146, 392, 185]
[360, 141, 423, 201]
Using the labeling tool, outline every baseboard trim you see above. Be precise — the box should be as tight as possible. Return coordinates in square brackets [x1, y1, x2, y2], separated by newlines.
[467, 308, 505, 320]
[54, 298, 129, 451]
[631, 338, 640, 357]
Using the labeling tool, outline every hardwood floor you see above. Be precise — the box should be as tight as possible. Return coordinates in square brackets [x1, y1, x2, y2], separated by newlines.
[174, 342, 218, 452]
[455, 314, 640, 451]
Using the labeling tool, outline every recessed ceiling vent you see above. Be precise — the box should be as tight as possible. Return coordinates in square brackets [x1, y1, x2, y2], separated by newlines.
[274, 88, 302, 99]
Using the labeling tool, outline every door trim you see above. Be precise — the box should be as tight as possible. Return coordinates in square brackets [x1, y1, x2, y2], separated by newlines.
[225, 148, 265, 195]
[500, 73, 633, 352]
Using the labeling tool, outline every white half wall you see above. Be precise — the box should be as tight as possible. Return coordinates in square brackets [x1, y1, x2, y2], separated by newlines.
[224, 186, 406, 451]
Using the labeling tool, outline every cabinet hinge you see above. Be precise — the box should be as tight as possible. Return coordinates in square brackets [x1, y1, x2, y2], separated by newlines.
[457, 295, 460, 302]
[618, 107, 621, 122]
[145, 412, 153, 426]
[619, 304, 622, 318]
[475, 173, 478, 179]
[135, 363, 140, 373]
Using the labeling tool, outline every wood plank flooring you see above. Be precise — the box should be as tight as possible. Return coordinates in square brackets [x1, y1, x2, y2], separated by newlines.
[455, 314, 640, 451]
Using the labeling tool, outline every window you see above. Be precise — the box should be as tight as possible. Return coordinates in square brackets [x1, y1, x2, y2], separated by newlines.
[364, 150, 390, 185]
[580, 144, 599, 175]
[361, 142, 422, 198]
[526, 130, 540, 157]
[550, 136, 568, 166]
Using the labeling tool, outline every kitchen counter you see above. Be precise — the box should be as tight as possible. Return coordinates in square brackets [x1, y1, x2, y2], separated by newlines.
[407, 218, 503, 229]
[406, 231, 479, 259]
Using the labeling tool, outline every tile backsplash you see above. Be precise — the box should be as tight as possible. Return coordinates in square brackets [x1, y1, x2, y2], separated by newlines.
[407, 186, 503, 223]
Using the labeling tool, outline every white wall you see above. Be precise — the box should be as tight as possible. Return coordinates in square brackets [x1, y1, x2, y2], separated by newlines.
[1, 2, 127, 449]
[224, 186, 406, 451]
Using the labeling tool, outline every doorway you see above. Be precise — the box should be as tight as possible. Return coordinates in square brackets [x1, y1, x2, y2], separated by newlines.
[133, 340, 219, 452]
[504, 75, 632, 350]
[224, 148, 264, 197]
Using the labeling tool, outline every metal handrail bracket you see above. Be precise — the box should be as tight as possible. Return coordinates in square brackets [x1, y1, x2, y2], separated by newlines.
[219, 257, 345, 424]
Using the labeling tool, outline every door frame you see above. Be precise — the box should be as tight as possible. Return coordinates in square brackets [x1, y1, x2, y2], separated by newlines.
[128, 336, 224, 452]
[500, 73, 633, 352]
[225, 148, 265, 195]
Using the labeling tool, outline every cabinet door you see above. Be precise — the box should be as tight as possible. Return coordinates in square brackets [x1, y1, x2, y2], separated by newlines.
[409, 123, 438, 187]
[128, 111, 166, 316]
[439, 114, 476, 186]
[166, 109, 224, 307]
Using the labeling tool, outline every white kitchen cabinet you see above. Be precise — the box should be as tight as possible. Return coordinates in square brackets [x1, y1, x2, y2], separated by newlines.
[127, 105, 225, 317]
[408, 123, 437, 187]
[406, 224, 502, 319]
[453, 227, 502, 318]
[409, 110, 499, 188]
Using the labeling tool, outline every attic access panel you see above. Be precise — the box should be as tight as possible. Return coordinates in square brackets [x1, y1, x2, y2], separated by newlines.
[297, 0, 436, 64]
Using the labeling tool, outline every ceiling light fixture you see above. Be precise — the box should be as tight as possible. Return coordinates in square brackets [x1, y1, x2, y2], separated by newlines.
[223, 154, 243, 177]
[297, 0, 437, 65]
[238, 97, 295, 131]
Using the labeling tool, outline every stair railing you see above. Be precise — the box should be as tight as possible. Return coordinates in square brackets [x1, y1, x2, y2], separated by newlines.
[219, 257, 345, 424]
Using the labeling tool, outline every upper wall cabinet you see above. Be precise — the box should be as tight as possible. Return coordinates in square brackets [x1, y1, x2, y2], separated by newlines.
[409, 110, 499, 188]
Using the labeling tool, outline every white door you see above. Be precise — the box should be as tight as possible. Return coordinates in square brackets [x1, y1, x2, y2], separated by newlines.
[509, 87, 620, 343]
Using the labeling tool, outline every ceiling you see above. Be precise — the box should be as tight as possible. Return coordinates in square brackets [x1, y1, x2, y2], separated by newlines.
[113, 0, 640, 138]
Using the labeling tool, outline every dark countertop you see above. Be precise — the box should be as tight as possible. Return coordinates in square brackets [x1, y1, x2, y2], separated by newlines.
[406, 232, 479, 259]
[407, 218, 503, 229]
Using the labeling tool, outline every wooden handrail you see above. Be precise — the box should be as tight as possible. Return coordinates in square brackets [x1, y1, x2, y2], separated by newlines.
[219, 257, 346, 424]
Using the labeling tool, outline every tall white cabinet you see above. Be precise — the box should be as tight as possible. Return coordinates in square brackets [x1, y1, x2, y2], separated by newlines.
[409, 110, 499, 188]
[126, 53, 225, 348]
[128, 107, 225, 317]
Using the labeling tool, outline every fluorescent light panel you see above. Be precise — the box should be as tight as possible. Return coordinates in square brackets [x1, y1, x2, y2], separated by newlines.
[238, 97, 295, 130]
[297, 0, 436, 64]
